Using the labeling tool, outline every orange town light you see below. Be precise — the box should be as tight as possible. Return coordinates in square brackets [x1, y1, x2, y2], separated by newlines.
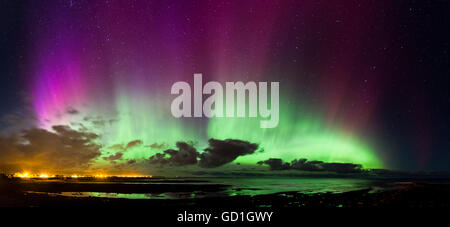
[15, 172, 31, 178]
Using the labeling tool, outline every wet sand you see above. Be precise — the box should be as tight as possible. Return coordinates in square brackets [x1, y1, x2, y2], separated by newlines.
[1, 177, 450, 208]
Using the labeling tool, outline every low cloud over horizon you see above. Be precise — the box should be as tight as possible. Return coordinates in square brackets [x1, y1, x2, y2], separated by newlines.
[0, 118, 372, 176]
[257, 158, 363, 174]
[148, 139, 260, 168]
[0, 125, 101, 174]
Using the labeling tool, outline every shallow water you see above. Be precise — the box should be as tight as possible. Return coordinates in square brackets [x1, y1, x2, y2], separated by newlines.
[211, 177, 377, 196]
[24, 177, 383, 200]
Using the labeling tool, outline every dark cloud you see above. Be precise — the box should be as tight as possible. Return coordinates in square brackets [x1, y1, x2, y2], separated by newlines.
[108, 144, 125, 151]
[125, 140, 142, 150]
[127, 159, 136, 165]
[257, 158, 291, 170]
[103, 152, 123, 161]
[148, 139, 259, 168]
[147, 143, 167, 149]
[258, 158, 363, 173]
[0, 125, 101, 173]
[66, 107, 79, 115]
[107, 139, 143, 154]
[318, 163, 363, 173]
[198, 139, 259, 168]
[101, 140, 142, 164]
[149, 142, 199, 166]
[0, 106, 37, 133]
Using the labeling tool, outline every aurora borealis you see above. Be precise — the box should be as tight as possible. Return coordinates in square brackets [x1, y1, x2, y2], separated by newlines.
[1, 0, 450, 174]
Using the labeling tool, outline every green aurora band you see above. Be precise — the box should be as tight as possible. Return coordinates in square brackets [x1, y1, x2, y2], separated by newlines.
[207, 99, 382, 169]
[84, 91, 383, 169]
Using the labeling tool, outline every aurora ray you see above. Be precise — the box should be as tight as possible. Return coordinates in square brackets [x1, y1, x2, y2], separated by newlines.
[17, 0, 393, 173]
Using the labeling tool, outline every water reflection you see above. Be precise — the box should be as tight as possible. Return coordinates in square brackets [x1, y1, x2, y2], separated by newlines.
[25, 177, 381, 200]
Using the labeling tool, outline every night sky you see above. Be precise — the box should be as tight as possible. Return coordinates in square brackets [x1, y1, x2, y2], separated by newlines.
[0, 0, 449, 174]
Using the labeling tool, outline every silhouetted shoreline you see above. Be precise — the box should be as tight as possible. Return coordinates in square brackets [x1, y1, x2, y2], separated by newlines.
[1, 175, 450, 208]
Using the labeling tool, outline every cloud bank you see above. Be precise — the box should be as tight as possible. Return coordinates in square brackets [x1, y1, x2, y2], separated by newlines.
[149, 141, 199, 166]
[0, 125, 101, 173]
[148, 139, 260, 168]
[258, 158, 363, 173]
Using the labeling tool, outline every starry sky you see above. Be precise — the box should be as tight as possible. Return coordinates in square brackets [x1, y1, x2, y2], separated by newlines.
[0, 0, 449, 174]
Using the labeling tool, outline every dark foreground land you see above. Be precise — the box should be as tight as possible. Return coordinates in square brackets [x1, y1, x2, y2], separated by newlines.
[1, 177, 450, 208]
